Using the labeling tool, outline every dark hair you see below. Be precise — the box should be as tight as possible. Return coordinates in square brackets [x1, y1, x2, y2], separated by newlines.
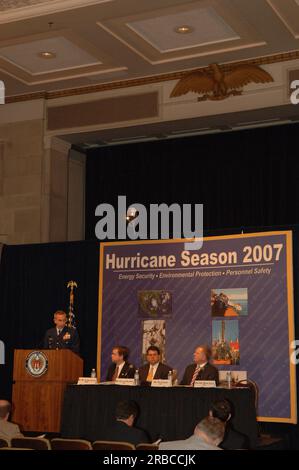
[146, 345, 160, 355]
[113, 345, 129, 361]
[115, 401, 138, 420]
[0, 401, 11, 419]
[197, 344, 212, 361]
[210, 399, 232, 422]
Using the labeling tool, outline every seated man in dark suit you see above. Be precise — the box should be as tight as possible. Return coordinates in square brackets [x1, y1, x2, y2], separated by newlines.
[43, 310, 80, 354]
[104, 400, 149, 447]
[181, 344, 219, 386]
[106, 345, 135, 381]
[139, 346, 173, 386]
[209, 399, 249, 449]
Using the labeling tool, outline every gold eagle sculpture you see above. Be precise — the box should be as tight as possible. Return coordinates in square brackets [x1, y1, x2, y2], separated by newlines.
[170, 63, 274, 101]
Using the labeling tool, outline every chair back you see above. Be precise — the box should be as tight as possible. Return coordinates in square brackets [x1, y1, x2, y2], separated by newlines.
[93, 440, 135, 450]
[11, 437, 51, 450]
[51, 438, 92, 450]
[0, 447, 33, 450]
[235, 379, 259, 411]
[0, 438, 9, 448]
[136, 443, 159, 450]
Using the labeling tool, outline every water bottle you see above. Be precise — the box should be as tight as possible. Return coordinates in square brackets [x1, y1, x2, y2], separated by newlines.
[134, 369, 140, 386]
[172, 369, 178, 386]
[168, 370, 172, 387]
[91, 368, 96, 379]
[226, 371, 232, 388]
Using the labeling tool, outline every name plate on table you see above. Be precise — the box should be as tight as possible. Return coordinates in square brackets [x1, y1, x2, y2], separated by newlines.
[151, 379, 172, 388]
[194, 380, 216, 388]
[115, 378, 135, 386]
[77, 377, 98, 385]
[219, 370, 247, 383]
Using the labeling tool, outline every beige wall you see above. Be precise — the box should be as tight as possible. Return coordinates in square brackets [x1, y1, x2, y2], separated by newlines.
[49, 147, 69, 242]
[0, 119, 43, 244]
[67, 149, 85, 241]
[0, 101, 86, 245]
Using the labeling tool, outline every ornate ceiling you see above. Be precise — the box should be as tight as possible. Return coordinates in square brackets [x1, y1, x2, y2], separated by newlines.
[0, 0, 299, 99]
[0, 1, 50, 10]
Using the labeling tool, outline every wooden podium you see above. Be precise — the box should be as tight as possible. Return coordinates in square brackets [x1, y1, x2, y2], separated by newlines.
[12, 349, 83, 432]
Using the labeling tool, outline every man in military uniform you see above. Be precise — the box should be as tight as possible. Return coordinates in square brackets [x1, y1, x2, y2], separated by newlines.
[43, 310, 80, 354]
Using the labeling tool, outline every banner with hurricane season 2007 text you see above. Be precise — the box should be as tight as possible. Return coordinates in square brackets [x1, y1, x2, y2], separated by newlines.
[98, 231, 295, 422]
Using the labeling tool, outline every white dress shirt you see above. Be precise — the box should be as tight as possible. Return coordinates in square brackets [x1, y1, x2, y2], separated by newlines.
[115, 361, 126, 378]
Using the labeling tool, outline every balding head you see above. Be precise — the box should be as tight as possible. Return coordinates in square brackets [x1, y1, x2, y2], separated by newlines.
[193, 345, 212, 365]
[194, 416, 225, 447]
[0, 400, 11, 420]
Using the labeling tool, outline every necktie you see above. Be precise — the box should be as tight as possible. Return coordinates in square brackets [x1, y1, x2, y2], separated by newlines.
[146, 366, 155, 382]
[57, 329, 61, 336]
[190, 365, 201, 386]
[112, 366, 119, 381]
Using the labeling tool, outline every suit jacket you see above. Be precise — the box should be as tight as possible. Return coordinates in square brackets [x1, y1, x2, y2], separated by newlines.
[43, 326, 80, 354]
[104, 420, 149, 447]
[159, 434, 221, 450]
[0, 420, 23, 443]
[180, 363, 219, 385]
[106, 362, 135, 381]
[220, 426, 248, 450]
[139, 362, 172, 385]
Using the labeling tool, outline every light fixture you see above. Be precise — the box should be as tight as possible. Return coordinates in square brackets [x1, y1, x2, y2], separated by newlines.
[174, 25, 193, 34]
[38, 51, 56, 59]
[126, 207, 138, 222]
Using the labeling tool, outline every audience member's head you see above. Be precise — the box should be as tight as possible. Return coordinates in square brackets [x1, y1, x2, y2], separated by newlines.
[194, 416, 225, 447]
[111, 345, 130, 364]
[209, 399, 232, 422]
[0, 400, 11, 421]
[115, 400, 138, 427]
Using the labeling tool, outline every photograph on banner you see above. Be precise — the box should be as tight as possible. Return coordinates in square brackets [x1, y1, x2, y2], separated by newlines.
[211, 288, 248, 317]
[138, 290, 172, 317]
[142, 319, 166, 363]
[212, 319, 240, 365]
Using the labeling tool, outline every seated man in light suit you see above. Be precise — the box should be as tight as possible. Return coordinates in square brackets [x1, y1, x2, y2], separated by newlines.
[181, 344, 219, 386]
[139, 346, 173, 386]
[159, 416, 225, 450]
[0, 400, 23, 443]
[43, 310, 80, 354]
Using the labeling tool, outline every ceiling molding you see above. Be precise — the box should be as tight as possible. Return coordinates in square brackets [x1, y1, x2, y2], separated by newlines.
[98, 20, 266, 66]
[267, 0, 299, 39]
[0, 0, 113, 24]
[0, 29, 126, 85]
[97, 0, 266, 65]
[5, 49, 299, 104]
